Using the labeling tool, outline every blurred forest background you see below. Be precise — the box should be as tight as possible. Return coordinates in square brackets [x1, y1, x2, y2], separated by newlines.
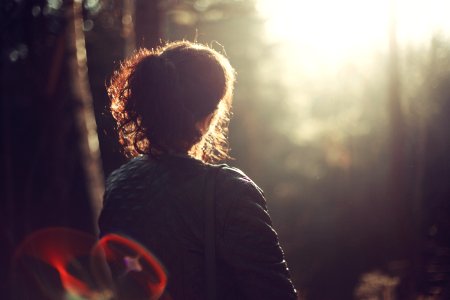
[1, 0, 450, 299]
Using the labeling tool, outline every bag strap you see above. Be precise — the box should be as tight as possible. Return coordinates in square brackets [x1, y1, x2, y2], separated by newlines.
[205, 165, 220, 300]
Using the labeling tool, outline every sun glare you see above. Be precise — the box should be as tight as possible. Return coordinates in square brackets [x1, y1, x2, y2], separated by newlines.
[254, 0, 450, 145]
[257, 0, 450, 62]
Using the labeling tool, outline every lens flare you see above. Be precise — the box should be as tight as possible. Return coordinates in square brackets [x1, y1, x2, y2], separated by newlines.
[13, 227, 167, 300]
[13, 228, 97, 299]
[91, 234, 167, 300]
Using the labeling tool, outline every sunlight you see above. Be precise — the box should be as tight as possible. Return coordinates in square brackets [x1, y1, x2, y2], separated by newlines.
[255, 0, 450, 145]
[257, 0, 387, 60]
[257, 0, 450, 62]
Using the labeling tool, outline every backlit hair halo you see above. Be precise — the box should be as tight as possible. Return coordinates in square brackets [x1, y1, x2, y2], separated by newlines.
[108, 41, 236, 163]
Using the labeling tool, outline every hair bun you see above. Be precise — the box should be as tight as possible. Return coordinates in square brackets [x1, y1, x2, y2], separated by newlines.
[109, 41, 235, 162]
[136, 55, 178, 87]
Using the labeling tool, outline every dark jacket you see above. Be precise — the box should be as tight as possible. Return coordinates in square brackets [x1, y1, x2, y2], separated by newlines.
[99, 154, 297, 300]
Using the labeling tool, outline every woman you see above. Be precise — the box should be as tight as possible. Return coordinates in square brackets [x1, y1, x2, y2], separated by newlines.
[99, 41, 297, 299]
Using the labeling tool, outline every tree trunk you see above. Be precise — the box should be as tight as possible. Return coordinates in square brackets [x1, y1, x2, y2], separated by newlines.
[134, 0, 162, 49]
[0, 0, 103, 297]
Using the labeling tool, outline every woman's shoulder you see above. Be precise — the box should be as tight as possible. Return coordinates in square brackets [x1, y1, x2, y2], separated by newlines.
[106, 156, 150, 183]
[211, 164, 266, 208]
[103, 156, 162, 201]
[213, 164, 253, 184]
[105, 157, 265, 207]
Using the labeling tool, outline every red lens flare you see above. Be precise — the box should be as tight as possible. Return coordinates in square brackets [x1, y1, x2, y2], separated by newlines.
[13, 227, 167, 300]
[13, 228, 97, 299]
[91, 234, 167, 300]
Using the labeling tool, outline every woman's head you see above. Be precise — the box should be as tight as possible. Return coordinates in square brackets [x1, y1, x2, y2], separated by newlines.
[108, 41, 235, 162]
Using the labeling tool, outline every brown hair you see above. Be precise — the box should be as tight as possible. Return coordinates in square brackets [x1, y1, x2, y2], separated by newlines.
[108, 41, 235, 163]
